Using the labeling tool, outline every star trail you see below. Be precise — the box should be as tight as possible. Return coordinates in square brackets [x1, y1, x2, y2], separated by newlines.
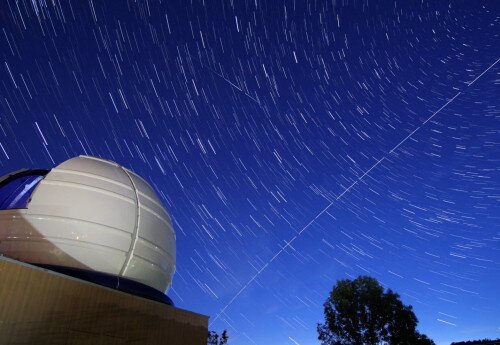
[1, 1, 499, 344]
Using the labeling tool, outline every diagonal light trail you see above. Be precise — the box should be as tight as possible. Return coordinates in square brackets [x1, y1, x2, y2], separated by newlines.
[210, 57, 499, 325]
[185, 49, 262, 105]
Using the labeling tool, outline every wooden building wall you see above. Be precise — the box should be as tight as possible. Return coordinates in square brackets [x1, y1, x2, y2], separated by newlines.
[0, 257, 208, 345]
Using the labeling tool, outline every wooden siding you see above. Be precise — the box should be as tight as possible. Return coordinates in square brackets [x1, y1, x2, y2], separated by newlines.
[0, 257, 208, 345]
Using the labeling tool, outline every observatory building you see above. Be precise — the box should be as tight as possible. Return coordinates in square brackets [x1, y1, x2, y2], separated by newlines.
[0, 156, 207, 344]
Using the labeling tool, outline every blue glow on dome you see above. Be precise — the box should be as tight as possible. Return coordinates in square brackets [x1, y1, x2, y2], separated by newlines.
[0, 171, 47, 210]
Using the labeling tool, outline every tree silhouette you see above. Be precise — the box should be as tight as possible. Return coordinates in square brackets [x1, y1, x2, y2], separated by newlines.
[207, 330, 229, 345]
[317, 276, 434, 345]
[451, 340, 500, 345]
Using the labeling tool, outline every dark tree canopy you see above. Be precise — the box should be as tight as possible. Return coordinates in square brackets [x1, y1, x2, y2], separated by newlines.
[317, 276, 435, 345]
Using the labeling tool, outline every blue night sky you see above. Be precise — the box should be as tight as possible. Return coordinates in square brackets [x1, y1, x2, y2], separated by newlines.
[1, 1, 499, 344]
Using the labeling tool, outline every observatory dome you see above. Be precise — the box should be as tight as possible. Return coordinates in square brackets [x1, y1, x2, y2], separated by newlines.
[0, 156, 175, 296]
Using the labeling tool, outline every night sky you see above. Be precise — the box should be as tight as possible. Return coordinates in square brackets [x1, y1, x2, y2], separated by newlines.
[1, 1, 499, 344]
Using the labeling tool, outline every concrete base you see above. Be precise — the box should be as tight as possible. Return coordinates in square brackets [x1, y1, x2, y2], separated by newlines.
[0, 257, 208, 345]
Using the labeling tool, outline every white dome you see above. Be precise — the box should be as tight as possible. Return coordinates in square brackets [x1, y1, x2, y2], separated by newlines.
[0, 155, 175, 293]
